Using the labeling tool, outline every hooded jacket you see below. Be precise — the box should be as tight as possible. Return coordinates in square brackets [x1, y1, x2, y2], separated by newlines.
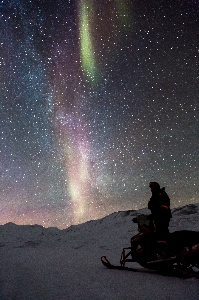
[148, 187, 172, 219]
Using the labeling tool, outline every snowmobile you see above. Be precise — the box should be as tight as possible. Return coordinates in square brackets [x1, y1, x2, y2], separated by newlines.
[101, 214, 199, 278]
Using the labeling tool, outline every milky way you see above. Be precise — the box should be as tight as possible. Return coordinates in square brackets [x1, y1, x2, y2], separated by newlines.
[1, 0, 199, 228]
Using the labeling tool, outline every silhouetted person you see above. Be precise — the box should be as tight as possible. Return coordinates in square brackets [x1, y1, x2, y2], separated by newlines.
[148, 182, 172, 239]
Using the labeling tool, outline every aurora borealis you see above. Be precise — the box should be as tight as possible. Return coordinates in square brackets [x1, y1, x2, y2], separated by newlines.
[1, 0, 199, 228]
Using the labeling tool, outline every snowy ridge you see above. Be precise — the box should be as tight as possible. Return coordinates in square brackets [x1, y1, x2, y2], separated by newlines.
[0, 204, 199, 300]
[1, 204, 199, 248]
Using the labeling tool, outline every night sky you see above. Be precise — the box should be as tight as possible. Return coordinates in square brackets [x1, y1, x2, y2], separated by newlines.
[1, 0, 199, 229]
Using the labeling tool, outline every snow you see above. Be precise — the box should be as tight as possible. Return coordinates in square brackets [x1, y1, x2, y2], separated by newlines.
[0, 204, 199, 300]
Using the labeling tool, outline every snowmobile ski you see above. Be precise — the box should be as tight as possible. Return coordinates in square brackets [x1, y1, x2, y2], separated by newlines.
[101, 256, 199, 278]
[101, 256, 156, 273]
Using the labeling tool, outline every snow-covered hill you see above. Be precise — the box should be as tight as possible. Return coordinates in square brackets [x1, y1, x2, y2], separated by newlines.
[0, 204, 199, 300]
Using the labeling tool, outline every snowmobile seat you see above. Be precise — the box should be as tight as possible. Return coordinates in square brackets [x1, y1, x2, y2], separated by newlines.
[168, 230, 199, 249]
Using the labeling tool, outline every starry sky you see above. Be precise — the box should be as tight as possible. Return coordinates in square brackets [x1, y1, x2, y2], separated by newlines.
[1, 0, 199, 229]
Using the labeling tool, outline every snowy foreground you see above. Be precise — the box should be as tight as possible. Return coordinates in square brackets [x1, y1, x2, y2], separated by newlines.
[1, 204, 199, 300]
